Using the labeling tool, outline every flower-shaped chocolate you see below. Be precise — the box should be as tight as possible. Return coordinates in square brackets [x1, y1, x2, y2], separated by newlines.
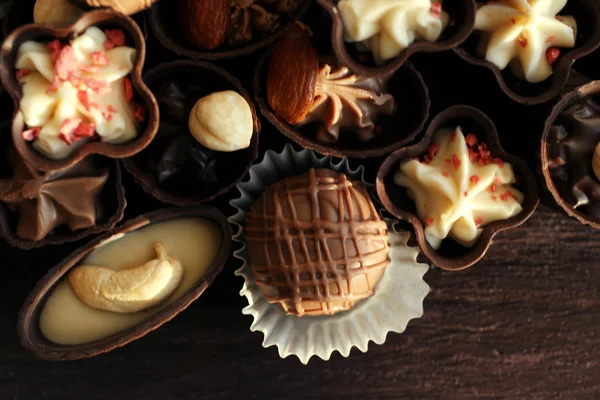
[0, 10, 158, 171]
[474, 0, 576, 83]
[455, 0, 600, 104]
[541, 81, 600, 228]
[317, 0, 476, 77]
[377, 106, 538, 270]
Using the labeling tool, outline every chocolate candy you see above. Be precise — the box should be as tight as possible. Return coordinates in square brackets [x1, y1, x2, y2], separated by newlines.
[0, 149, 109, 241]
[245, 168, 390, 317]
[547, 97, 600, 219]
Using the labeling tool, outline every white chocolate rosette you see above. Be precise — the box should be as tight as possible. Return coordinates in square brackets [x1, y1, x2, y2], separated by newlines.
[338, 0, 449, 63]
[230, 144, 430, 364]
[15, 27, 145, 159]
[394, 127, 524, 249]
[474, 0, 577, 83]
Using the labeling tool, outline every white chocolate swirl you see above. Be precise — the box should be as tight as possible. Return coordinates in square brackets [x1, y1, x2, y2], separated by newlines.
[394, 127, 524, 249]
[474, 0, 577, 83]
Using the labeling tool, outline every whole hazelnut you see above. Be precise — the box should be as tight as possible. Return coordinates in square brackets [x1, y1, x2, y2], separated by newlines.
[188, 91, 253, 152]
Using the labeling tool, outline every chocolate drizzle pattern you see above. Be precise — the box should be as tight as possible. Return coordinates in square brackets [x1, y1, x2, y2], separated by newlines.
[245, 168, 389, 317]
[302, 65, 395, 143]
[547, 97, 600, 219]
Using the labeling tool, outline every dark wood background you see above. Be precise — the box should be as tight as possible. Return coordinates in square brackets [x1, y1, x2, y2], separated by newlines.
[1, 2, 600, 399]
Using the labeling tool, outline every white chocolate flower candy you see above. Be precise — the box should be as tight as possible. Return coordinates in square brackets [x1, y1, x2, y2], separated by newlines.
[15, 27, 140, 159]
[394, 127, 524, 249]
[338, 0, 449, 64]
[474, 0, 577, 83]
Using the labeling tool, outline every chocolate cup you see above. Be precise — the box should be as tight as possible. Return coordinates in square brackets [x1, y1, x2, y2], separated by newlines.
[454, 0, 600, 105]
[18, 206, 232, 361]
[540, 81, 600, 228]
[254, 48, 430, 159]
[122, 60, 260, 206]
[316, 0, 476, 77]
[376, 106, 539, 271]
[0, 120, 126, 249]
[0, 9, 159, 172]
[149, 0, 311, 60]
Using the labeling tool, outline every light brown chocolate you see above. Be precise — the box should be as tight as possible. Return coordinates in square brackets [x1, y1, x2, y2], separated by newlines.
[245, 168, 389, 317]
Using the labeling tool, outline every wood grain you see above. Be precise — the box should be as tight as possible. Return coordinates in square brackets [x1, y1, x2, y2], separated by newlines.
[1, 3, 600, 399]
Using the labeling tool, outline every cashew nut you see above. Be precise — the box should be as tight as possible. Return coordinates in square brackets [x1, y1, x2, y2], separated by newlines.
[69, 242, 184, 313]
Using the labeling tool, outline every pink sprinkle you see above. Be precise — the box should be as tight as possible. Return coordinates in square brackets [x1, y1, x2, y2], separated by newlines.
[16, 69, 31, 79]
[77, 91, 90, 111]
[465, 134, 478, 147]
[22, 127, 41, 141]
[442, 171, 449, 177]
[47, 40, 63, 62]
[430, 2, 441, 17]
[81, 78, 111, 95]
[424, 218, 434, 227]
[105, 29, 126, 46]
[54, 45, 77, 81]
[79, 64, 99, 74]
[490, 184, 497, 193]
[74, 122, 96, 138]
[452, 154, 462, 170]
[107, 104, 117, 113]
[470, 175, 480, 184]
[91, 51, 109, 66]
[491, 195, 497, 201]
[103, 40, 115, 50]
[475, 217, 483, 227]
[58, 117, 82, 146]
[125, 77, 133, 103]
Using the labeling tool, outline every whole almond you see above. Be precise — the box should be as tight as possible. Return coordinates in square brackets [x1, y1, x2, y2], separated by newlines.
[179, 0, 231, 50]
[267, 22, 318, 125]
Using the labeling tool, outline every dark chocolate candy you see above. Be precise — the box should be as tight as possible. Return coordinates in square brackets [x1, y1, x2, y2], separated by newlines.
[547, 97, 600, 219]
[230, 0, 303, 45]
[245, 168, 390, 317]
[0, 149, 109, 241]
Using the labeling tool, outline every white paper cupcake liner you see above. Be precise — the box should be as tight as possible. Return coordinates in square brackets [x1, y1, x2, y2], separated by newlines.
[229, 144, 430, 364]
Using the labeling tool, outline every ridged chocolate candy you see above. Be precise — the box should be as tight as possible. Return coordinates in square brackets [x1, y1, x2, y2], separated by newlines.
[245, 168, 389, 317]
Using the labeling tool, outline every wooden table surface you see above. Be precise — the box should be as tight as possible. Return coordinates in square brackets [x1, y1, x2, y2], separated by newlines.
[2, 2, 600, 399]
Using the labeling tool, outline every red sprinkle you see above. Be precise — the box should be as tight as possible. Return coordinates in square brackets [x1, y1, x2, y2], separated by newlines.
[424, 218, 434, 227]
[452, 154, 462, 170]
[427, 143, 439, 160]
[46, 76, 60, 95]
[465, 134, 478, 147]
[555, 15, 564, 21]
[547, 47, 560, 65]
[81, 78, 111, 95]
[493, 176, 501, 183]
[58, 117, 82, 146]
[423, 155, 433, 165]
[546, 36, 555, 44]
[22, 127, 41, 141]
[430, 2, 441, 17]
[470, 175, 480, 184]
[78, 64, 99, 74]
[47, 40, 64, 62]
[16, 69, 31, 79]
[105, 29, 126, 47]
[91, 51, 109, 66]
[102, 111, 113, 121]
[500, 191, 512, 201]
[124, 77, 133, 103]
[491, 195, 498, 201]
[107, 104, 117, 113]
[77, 90, 90, 111]
[442, 171, 449, 177]
[103, 40, 116, 50]
[517, 36, 528, 48]
[475, 217, 483, 227]
[490, 184, 497, 193]
[134, 104, 146, 123]
[74, 122, 96, 138]
[468, 148, 479, 162]
[54, 45, 77, 81]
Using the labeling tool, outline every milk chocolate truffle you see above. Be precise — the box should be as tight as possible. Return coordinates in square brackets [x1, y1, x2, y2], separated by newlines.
[267, 22, 395, 144]
[245, 168, 390, 317]
[0, 149, 109, 241]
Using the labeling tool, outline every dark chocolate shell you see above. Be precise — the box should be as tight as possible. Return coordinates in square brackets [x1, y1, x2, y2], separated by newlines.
[0, 120, 126, 250]
[18, 206, 231, 361]
[540, 80, 600, 228]
[0, 9, 159, 172]
[149, 0, 311, 60]
[376, 106, 539, 271]
[316, 0, 476, 77]
[254, 47, 430, 159]
[454, 0, 600, 105]
[122, 60, 260, 206]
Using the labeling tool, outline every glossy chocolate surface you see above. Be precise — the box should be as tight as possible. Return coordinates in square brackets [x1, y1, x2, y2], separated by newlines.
[246, 168, 389, 316]
[122, 60, 259, 206]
